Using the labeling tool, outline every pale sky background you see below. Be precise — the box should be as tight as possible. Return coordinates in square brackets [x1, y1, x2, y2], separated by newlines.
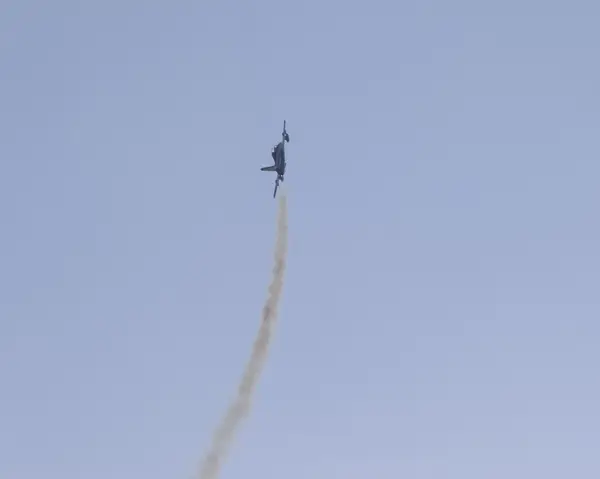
[1, 1, 599, 478]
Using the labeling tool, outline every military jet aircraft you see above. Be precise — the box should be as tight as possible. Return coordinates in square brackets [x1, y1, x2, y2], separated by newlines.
[261, 120, 290, 198]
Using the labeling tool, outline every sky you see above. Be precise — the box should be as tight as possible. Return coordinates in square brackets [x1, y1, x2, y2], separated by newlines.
[1, 0, 599, 478]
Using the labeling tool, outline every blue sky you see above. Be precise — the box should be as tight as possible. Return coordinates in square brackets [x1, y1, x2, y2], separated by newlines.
[1, 1, 599, 478]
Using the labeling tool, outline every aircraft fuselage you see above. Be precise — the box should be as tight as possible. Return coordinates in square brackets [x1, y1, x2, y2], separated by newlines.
[274, 142, 286, 177]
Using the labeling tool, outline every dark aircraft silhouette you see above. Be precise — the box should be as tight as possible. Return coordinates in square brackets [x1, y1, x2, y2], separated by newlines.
[261, 120, 290, 198]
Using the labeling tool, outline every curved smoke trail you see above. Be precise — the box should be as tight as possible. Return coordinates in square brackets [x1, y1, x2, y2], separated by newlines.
[198, 192, 288, 479]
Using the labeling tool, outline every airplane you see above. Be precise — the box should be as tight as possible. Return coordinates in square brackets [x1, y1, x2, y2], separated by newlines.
[261, 120, 290, 198]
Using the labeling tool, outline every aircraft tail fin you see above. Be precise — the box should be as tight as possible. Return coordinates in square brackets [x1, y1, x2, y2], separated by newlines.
[261, 165, 277, 172]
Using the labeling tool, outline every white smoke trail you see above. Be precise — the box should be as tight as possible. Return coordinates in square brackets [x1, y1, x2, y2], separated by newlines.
[198, 192, 288, 479]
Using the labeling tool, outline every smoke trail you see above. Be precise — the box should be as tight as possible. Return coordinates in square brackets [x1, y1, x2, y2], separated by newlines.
[198, 192, 288, 479]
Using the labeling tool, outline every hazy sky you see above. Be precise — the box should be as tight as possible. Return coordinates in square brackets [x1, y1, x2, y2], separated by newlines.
[1, 1, 599, 478]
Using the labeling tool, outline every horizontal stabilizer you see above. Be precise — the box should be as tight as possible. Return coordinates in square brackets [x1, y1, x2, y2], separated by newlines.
[261, 165, 277, 172]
